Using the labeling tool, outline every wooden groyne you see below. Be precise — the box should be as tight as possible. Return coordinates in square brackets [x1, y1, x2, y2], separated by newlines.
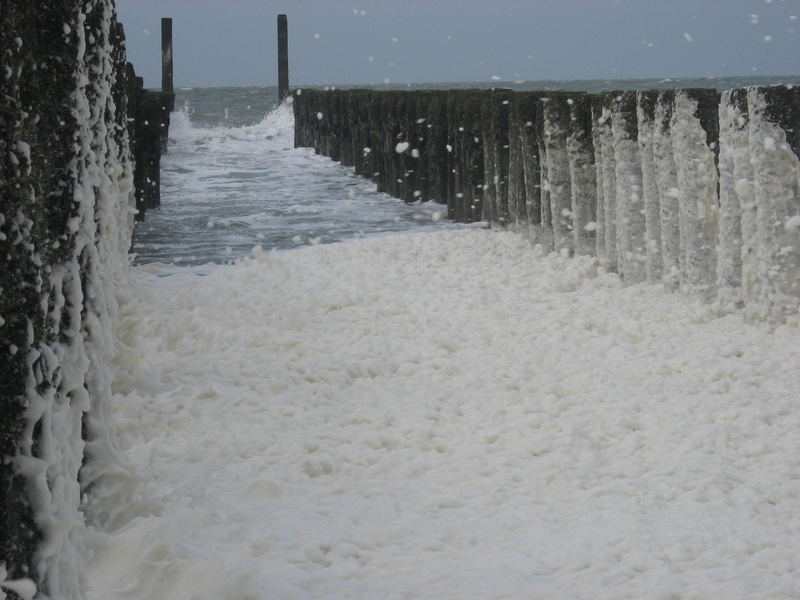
[127, 66, 174, 221]
[293, 87, 800, 322]
[1, 2, 171, 596]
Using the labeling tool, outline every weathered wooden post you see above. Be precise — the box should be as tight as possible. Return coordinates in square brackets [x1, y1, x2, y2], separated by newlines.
[744, 85, 800, 321]
[653, 90, 679, 290]
[277, 14, 289, 101]
[611, 91, 646, 282]
[159, 17, 175, 153]
[672, 88, 720, 300]
[161, 17, 173, 95]
[636, 90, 662, 282]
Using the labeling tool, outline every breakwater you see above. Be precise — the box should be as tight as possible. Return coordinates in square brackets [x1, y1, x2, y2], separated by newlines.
[128, 67, 174, 221]
[293, 87, 800, 322]
[1, 1, 170, 597]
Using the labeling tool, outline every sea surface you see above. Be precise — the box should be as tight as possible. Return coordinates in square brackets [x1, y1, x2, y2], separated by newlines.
[131, 75, 800, 265]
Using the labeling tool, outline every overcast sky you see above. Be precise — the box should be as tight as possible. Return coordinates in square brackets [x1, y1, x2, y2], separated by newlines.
[116, 0, 800, 88]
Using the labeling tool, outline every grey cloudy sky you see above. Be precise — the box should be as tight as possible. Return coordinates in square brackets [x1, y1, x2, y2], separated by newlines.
[116, 0, 800, 88]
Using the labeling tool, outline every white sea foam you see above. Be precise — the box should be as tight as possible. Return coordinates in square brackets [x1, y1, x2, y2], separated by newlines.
[169, 101, 296, 146]
[87, 229, 800, 600]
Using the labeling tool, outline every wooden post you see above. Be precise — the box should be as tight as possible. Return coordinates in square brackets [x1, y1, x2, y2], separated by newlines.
[159, 18, 175, 151]
[161, 17, 173, 94]
[277, 14, 289, 101]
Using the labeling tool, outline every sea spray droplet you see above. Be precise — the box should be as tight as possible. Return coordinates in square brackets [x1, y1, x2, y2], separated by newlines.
[395, 142, 410, 154]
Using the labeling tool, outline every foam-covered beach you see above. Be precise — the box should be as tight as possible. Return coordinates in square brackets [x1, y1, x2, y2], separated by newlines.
[89, 229, 800, 599]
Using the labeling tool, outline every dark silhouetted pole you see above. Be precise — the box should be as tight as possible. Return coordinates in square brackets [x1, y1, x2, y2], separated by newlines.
[161, 17, 173, 94]
[277, 14, 289, 100]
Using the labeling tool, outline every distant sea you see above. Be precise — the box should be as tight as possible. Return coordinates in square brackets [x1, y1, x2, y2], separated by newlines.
[131, 75, 800, 265]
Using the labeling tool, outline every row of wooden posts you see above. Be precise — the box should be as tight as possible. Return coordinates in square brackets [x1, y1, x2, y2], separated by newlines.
[292, 86, 800, 323]
[0, 5, 180, 591]
[132, 14, 288, 223]
[129, 17, 175, 221]
[138, 15, 799, 326]
[145, 15, 798, 324]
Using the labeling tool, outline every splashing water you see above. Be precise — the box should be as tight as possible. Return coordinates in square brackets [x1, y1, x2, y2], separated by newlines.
[131, 88, 470, 266]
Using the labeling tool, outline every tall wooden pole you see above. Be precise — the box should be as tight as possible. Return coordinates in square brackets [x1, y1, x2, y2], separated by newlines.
[161, 17, 173, 94]
[277, 14, 289, 101]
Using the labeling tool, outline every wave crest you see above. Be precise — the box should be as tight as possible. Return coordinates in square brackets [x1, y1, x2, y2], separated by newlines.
[169, 99, 294, 145]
